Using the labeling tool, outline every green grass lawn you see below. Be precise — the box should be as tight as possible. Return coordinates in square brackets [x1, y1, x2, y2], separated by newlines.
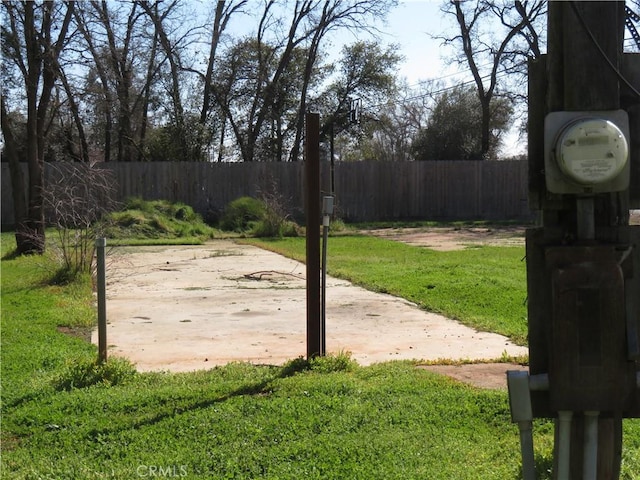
[247, 236, 529, 345]
[2, 232, 640, 479]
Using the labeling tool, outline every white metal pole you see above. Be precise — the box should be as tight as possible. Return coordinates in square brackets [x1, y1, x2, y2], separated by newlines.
[557, 410, 573, 480]
[583, 411, 599, 480]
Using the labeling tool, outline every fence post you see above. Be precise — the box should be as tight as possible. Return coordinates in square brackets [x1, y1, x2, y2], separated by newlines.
[96, 237, 107, 364]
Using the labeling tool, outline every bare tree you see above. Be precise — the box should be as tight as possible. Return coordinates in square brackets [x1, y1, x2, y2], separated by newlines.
[137, 0, 208, 161]
[287, 0, 395, 162]
[208, 0, 394, 163]
[355, 80, 436, 162]
[73, 0, 162, 162]
[439, 0, 545, 159]
[43, 162, 117, 279]
[197, 1, 248, 128]
[169, 1, 249, 162]
[56, 68, 91, 163]
[1, 0, 75, 254]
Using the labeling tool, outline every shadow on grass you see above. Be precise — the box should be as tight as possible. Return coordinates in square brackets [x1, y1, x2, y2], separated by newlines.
[2, 248, 21, 261]
[81, 354, 357, 441]
[82, 358, 313, 440]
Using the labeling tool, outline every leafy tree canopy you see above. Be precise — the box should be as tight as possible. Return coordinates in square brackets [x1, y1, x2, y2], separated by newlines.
[411, 86, 513, 160]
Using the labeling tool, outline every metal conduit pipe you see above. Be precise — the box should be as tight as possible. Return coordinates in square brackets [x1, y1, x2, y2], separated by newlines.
[509, 373, 640, 480]
[507, 371, 536, 480]
[557, 411, 573, 480]
[583, 411, 600, 480]
[519, 421, 536, 480]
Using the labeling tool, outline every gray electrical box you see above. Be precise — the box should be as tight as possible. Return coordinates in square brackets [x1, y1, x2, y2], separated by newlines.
[544, 110, 630, 194]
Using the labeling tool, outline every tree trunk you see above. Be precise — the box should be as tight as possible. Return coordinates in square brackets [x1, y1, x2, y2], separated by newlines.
[1, 96, 28, 248]
[480, 96, 491, 159]
[21, 2, 45, 254]
[59, 73, 90, 163]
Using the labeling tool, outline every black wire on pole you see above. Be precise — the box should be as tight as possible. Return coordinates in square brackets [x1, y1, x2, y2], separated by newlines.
[569, 1, 640, 99]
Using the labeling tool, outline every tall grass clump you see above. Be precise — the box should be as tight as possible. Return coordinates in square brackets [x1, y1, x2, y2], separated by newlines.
[220, 194, 298, 237]
[220, 196, 265, 232]
[104, 198, 216, 242]
[252, 188, 299, 238]
[54, 357, 137, 391]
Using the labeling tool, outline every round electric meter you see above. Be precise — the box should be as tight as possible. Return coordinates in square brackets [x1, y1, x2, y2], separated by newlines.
[556, 118, 629, 186]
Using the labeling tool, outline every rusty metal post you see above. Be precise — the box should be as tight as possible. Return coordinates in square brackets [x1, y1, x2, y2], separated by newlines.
[96, 237, 107, 363]
[305, 113, 321, 359]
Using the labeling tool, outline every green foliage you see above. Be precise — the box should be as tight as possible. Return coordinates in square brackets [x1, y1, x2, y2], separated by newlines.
[3, 231, 640, 480]
[104, 197, 215, 242]
[54, 358, 137, 391]
[281, 352, 358, 375]
[252, 217, 298, 238]
[219, 194, 299, 237]
[144, 118, 207, 162]
[321, 41, 402, 137]
[252, 211, 299, 238]
[309, 351, 358, 373]
[411, 86, 513, 160]
[327, 217, 351, 234]
[220, 196, 266, 232]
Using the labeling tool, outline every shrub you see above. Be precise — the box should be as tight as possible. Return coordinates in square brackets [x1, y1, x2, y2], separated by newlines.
[123, 198, 200, 223]
[309, 351, 357, 373]
[104, 198, 215, 240]
[54, 357, 137, 391]
[251, 215, 299, 238]
[252, 184, 299, 238]
[220, 196, 265, 232]
[328, 217, 349, 234]
[280, 352, 357, 375]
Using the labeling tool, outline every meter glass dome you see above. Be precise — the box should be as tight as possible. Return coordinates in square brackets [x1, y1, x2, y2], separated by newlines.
[556, 118, 629, 186]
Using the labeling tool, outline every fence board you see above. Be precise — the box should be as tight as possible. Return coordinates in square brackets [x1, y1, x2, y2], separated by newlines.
[1, 160, 532, 226]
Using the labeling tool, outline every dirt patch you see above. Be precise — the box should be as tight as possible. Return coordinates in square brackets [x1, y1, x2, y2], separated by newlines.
[364, 225, 527, 251]
[58, 325, 92, 343]
[367, 211, 639, 250]
[419, 363, 529, 390]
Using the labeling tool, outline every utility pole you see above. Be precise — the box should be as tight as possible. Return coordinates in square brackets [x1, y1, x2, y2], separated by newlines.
[512, 2, 640, 479]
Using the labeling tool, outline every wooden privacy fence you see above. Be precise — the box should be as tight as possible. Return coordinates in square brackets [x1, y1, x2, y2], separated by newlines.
[1, 160, 531, 225]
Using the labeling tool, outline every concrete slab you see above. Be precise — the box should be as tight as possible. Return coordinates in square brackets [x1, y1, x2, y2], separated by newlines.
[93, 240, 528, 372]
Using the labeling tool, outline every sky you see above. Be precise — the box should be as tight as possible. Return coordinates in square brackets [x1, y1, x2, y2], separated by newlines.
[322, 0, 466, 88]
[374, 0, 527, 155]
[372, 0, 526, 155]
[366, 0, 460, 85]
